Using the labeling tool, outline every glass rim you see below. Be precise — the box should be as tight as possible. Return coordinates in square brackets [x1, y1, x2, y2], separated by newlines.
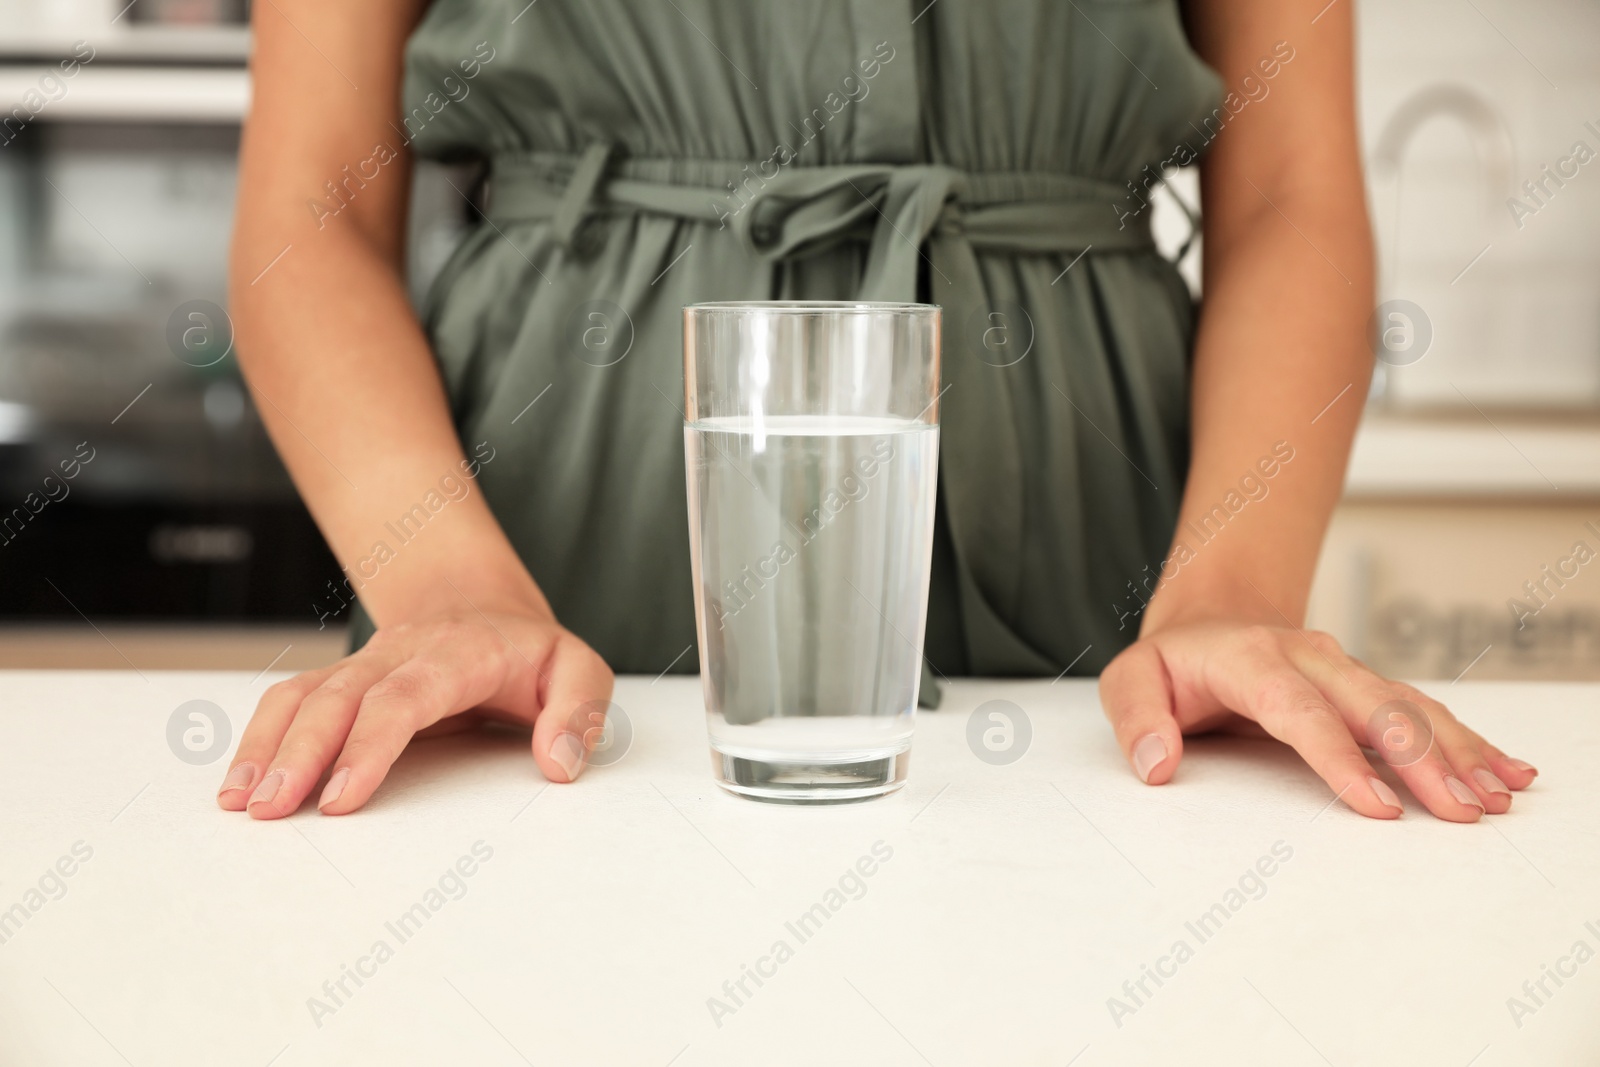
[684, 300, 940, 314]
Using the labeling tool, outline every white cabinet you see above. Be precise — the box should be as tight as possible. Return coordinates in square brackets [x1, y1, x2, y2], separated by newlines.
[1308, 417, 1600, 680]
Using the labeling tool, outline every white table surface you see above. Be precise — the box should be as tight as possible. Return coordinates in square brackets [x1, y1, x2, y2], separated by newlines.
[2, 672, 1596, 1067]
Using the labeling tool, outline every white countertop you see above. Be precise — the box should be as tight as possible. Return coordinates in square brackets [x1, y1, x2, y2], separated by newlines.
[1, 672, 1595, 1066]
[1344, 415, 1600, 498]
[0, 65, 248, 123]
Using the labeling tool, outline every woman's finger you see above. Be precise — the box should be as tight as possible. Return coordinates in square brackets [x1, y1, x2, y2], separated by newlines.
[1445, 716, 1539, 792]
[1389, 689, 1512, 814]
[1285, 639, 1485, 823]
[1098, 642, 1183, 785]
[1436, 728, 1514, 813]
[247, 652, 403, 820]
[319, 624, 514, 814]
[218, 664, 338, 810]
[1370, 716, 1485, 823]
[530, 633, 615, 784]
[1223, 645, 1403, 820]
[1486, 751, 1539, 790]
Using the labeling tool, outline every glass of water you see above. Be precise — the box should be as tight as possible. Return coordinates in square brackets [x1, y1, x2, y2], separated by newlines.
[683, 301, 941, 803]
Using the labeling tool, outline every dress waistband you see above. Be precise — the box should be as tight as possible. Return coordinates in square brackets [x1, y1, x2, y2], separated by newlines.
[485, 143, 1153, 269]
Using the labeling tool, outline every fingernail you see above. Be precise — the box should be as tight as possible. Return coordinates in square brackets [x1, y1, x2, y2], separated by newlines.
[551, 733, 585, 782]
[218, 762, 255, 796]
[1505, 758, 1539, 777]
[1473, 768, 1512, 798]
[1368, 776, 1403, 812]
[1132, 734, 1167, 784]
[319, 768, 351, 811]
[248, 769, 285, 809]
[1444, 774, 1485, 811]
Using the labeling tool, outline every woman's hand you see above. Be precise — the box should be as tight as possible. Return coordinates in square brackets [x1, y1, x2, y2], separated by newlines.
[224, 0, 620, 819]
[1098, 619, 1538, 822]
[217, 607, 614, 819]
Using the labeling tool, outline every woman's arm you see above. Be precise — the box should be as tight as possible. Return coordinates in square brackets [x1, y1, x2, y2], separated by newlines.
[1098, 0, 1538, 820]
[221, 0, 612, 819]
[231, 0, 532, 622]
[1150, 0, 1371, 632]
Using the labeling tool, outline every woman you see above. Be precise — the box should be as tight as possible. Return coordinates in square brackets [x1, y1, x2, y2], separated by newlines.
[219, 0, 1536, 822]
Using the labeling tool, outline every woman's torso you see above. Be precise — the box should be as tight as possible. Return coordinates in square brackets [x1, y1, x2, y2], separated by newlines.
[364, 0, 1222, 680]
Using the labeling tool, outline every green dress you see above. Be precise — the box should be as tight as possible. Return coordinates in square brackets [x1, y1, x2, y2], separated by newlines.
[361, 0, 1223, 692]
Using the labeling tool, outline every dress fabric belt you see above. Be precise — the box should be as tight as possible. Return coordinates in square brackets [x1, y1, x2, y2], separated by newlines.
[487, 143, 1153, 292]
[482, 143, 1160, 677]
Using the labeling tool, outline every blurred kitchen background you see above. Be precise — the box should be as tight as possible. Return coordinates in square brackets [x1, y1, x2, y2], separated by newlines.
[0, 0, 1596, 681]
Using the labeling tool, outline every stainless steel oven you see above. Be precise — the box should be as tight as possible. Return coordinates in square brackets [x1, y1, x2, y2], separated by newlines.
[0, 3, 473, 624]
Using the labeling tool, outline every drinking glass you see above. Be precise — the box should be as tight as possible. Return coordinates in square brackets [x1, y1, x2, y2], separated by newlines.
[683, 301, 941, 803]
